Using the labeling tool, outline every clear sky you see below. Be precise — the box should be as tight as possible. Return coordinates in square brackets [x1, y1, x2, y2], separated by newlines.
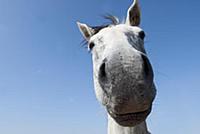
[0, 0, 199, 134]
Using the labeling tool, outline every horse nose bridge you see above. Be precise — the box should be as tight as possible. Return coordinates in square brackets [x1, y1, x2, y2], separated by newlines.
[104, 40, 138, 59]
[98, 46, 144, 88]
[103, 48, 154, 83]
[105, 46, 140, 65]
[105, 48, 143, 74]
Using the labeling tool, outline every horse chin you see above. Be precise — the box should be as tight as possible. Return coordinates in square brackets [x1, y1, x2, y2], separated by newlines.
[107, 107, 152, 127]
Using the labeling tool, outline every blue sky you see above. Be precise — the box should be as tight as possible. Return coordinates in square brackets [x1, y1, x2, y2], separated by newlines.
[0, 0, 199, 134]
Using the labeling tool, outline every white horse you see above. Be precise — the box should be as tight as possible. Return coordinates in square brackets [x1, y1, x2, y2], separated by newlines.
[77, 0, 156, 134]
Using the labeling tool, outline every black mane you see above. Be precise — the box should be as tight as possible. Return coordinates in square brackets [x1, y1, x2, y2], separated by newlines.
[81, 15, 119, 47]
[91, 14, 119, 35]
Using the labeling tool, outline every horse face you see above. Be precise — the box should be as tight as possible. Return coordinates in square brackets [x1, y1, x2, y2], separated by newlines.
[77, 0, 156, 127]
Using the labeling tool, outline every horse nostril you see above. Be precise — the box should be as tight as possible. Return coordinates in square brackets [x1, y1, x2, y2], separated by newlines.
[98, 60, 110, 96]
[142, 55, 149, 76]
[141, 54, 153, 80]
[99, 62, 106, 78]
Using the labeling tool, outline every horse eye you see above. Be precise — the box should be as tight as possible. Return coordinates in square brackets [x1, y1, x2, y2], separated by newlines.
[89, 42, 95, 50]
[139, 31, 145, 40]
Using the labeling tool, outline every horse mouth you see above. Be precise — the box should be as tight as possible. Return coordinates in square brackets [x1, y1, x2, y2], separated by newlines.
[107, 107, 151, 127]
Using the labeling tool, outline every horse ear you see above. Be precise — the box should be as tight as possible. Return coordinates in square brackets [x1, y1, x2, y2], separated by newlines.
[126, 0, 141, 26]
[77, 22, 95, 41]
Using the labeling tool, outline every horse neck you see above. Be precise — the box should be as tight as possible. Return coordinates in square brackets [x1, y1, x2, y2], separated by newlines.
[108, 114, 150, 134]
